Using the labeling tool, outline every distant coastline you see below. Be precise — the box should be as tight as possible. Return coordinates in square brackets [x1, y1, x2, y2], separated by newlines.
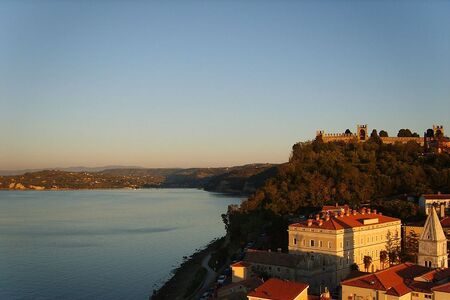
[0, 164, 277, 195]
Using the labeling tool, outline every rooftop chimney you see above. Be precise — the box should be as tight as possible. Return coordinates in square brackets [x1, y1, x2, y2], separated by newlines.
[319, 219, 323, 226]
[353, 209, 357, 215]
[325, 214, 330, 221]
[345, 210, 350, 216]
[373, 209, 377, 214]
[315, 214, 320, 221]
[307, 219, 313, 226]
[367, 208, 371, 214]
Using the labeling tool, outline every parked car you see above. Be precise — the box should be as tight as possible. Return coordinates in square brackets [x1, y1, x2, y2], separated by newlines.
[217, 275, 227, 284]
[199, 291, 211, 300]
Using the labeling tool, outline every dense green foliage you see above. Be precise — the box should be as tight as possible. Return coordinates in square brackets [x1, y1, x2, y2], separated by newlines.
[225, 139, 450, 250]
[240, 139, 450, 216]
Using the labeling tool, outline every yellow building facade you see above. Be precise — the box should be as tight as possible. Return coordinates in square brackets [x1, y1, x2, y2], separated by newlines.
[288, 207, 401, 283]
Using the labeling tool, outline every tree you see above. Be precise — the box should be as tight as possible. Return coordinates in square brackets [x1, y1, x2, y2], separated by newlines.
[345, 129, 352, 135]
[412, 132, 420, 137]
[350, 263, 359, 271]
[379, 130, 388, 137]
[401, 230, 419, 263]
[386, 230, 401, 266]
[380, 250, 388, 269]
[398, 129, 413, 137]
[370, 129, 379, 138]
[426, 129, 435, 138]
[363, 256, 373, 272]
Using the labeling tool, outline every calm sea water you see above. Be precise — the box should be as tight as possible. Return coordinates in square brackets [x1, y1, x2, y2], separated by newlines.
[0, 189, 242, 300]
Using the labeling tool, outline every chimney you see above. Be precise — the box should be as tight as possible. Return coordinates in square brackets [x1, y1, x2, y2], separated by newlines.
[367, 208, 371, 214]
[361, 208, 366, 215]
[325, 214, 330, 221]
[379, 212, 382, 216]
[315, 214, 320, 221]
[345, 210, 350, 216]
[438, 191, 441, 195]
[335, 203, 338, 207]
[373, 209, 377, 214]
[319, 219, 323, 226]
[307, 219, 313, 226]
[353, 209, 357, 215]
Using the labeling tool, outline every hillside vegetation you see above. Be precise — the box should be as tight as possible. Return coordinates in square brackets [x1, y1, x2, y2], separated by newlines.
[225, 138, 450, 249]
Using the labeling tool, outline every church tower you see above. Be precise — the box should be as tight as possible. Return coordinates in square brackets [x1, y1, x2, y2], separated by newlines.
[417, 206, 448, 268]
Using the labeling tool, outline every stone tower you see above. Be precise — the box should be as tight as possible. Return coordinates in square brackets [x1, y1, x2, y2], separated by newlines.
[417, 206, 448, 268]
[433, 125, 444, 137]
[356, 124, 368, 141]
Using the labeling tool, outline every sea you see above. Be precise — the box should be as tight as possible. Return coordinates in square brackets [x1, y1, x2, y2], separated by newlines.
[0, 189, 242, 300]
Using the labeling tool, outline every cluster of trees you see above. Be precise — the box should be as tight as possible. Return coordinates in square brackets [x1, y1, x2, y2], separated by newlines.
[224, 137, 450, 249]
[240, 138, 450, 215]
[344, 128, 421, 138]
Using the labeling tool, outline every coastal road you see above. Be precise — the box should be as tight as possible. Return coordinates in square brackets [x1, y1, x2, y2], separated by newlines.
[196, 253, 217, 298]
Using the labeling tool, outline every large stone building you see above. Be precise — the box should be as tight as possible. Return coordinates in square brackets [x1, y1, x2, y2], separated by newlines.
[315, 124, 434, 146]
[288, 207, 401, 285]
[231, 207, 402, 294]
[417, 207, 448, 268]
[342, 262, 450, 300]
[419, 193, 450, 216]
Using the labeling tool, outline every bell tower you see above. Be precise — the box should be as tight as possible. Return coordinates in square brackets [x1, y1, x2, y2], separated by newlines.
[356, 124, 368, 141]
[417, 206, 448, 268]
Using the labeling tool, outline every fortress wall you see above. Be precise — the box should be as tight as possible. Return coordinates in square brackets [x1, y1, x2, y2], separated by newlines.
[380, 136, 424, 146]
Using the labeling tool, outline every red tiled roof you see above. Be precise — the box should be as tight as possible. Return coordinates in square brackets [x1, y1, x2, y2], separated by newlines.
[290, 212, 400, 230]
[231, 261, 251, 268]
[385, 284, 411, 296]
[440, 217, 450, 228]
[248, 278, 308, 300]
[415, 268, 450, 282]
[423, 194, 450, 200]
[432, 282, 450, 293]
[341, 263, 429, 293]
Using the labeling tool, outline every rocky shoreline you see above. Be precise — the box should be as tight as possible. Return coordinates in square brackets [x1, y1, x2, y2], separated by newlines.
[150, 237, 224, 300]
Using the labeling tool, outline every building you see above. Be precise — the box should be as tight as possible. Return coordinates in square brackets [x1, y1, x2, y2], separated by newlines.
[417, 207, 448, 268]
[216, 276, 263, 300]
[419, 193, 450, 216]
[316, 124, 425, 145]
[288, 208, 401, 283]
[247, 278, 309, 300]
[341, 262, 450, 300]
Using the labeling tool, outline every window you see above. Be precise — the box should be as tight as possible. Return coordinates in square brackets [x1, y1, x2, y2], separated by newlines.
[293, 238, 297, 245]
[425, 295, 432, 299]
[346, 240, 349, 248]
[328, 241, 331, 248]
[319, 240, 323, 247]
[302, 239, 305, 246]
[310, 240, 315, 247]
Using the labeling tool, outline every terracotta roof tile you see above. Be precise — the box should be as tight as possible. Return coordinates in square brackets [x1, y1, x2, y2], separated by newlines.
[342, 263, 429, 292]
[247, 278, 308, 300]
[432, 282, 450, 293]
[290, 212, 400, 230]
[231, 261, 251, 268]
[423, 194, 450, 200]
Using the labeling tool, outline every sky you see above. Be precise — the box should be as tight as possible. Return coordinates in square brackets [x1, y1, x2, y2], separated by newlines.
[1, 1, 449, 170]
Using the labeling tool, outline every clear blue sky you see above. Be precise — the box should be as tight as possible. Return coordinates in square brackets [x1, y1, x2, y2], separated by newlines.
[1, 1, 449, 169]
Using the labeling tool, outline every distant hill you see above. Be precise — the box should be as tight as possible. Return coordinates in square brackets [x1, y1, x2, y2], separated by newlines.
[0, 164, 276, 194]
[0, 165, 143, 176]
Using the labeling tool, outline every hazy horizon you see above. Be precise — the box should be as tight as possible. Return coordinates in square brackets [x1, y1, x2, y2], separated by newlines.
[2, 1, 449, 170]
